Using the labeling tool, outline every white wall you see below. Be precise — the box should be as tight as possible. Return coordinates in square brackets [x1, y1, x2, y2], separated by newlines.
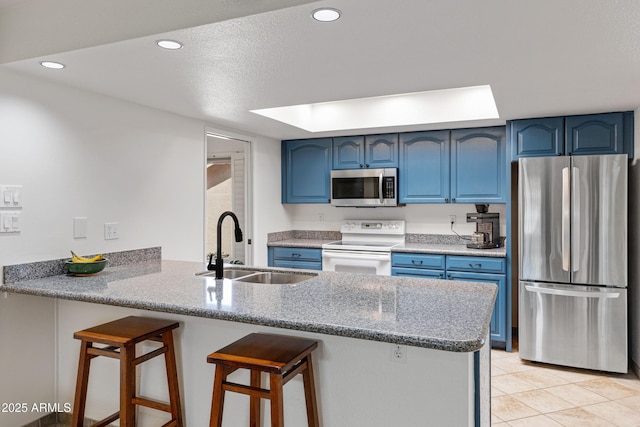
[251, 136, 293, 265]
[0, 68, 207, 425]
[286, 203, 507, 237]
[0, 68, 206, 269]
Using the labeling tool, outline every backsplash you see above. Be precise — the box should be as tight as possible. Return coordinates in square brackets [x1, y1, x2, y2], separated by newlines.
[3, 247, 161, 284]
[267, 230, 342, 242]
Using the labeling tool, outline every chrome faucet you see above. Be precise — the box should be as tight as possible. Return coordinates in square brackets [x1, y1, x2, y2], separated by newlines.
[208, 211, 243, 279]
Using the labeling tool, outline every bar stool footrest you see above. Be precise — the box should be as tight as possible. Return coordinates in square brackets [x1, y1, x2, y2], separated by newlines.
[92, 411, 120, 427]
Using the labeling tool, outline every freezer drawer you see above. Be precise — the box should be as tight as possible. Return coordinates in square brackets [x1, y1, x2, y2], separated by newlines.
[519, 281, 627, 373]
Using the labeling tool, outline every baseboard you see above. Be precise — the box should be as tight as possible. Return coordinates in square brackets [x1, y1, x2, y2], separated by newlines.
[632, 358, 640, 379]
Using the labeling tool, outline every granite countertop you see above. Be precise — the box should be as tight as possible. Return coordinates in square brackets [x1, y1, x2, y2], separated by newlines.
[393, 243, 506, 258]
[0, 260, 497, 353]
[267, 239, 338, 248]
[268, 239, 506, 257]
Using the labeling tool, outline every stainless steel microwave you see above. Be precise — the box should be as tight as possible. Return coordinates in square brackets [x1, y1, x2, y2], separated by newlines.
[330, 168, 398, 207]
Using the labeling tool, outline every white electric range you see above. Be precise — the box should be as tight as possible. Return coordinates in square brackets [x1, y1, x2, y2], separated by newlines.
[321, 220, 405, 276]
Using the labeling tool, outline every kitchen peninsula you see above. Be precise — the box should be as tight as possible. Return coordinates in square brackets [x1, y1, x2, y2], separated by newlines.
[1, 252, 496, 426]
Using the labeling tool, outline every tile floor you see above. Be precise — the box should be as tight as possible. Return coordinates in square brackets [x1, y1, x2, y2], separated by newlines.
[492, 347, 640, 426]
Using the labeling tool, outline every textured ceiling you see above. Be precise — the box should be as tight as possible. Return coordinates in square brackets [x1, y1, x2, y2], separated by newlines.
[2, 0, 640, 140]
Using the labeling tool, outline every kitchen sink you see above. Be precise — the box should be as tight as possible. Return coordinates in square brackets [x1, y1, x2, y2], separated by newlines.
[196, 269, 317, 284]
[196, 269, 256, 279]
[235, 271, 317, 284]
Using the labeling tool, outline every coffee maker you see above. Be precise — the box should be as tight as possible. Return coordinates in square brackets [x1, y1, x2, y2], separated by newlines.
[466, 204, 501, 249]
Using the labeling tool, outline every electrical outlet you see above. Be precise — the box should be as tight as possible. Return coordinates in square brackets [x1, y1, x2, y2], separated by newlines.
[104, 222, 119, 240]
[449, 215, 456, 225]
[390, 344, 407, 364]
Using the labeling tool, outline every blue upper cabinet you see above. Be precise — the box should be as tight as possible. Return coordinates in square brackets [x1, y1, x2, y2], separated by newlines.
[399, 130, 450, 203]
[333, 136, 365, 169]
[509, 117, 564, 160]
[510, 112, 634, 159]
[451, 127, 506, 204]
[364, 134, 399, 168]
[332, 134, 398, 168]
[566, 113, 626, 156]
[282, 138, 332, 203]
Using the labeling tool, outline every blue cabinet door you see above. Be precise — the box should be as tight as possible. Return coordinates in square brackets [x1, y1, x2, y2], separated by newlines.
[566, 113, 625, 155]
[364, 134, 399, 168]
[509, 117, 564, 160]
[451, 127, 506, 203]
[333, 136, 365, 169]
[282, 139, 332, 203]
[268, 247, 323, 270]
[447, 271, 507, 343]
[399, 131, 450, 203]
[391, 268, 445, 279]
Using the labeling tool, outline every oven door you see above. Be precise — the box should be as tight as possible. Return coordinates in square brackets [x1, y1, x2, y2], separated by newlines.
[321, 249, 391, 275]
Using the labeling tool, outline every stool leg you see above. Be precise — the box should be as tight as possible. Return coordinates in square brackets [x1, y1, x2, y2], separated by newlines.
[120, 343, 136, 426]
[210, 364, 227, 427]
[250, 370, 261, 427]
[163, 330, 184, 427]
[302, 355, 320, 427]
[71, 341, 91, 427]
[269, 373, 284, 427]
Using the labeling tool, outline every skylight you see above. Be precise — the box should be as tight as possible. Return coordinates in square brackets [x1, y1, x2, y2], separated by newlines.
[251, 85, 499, 133]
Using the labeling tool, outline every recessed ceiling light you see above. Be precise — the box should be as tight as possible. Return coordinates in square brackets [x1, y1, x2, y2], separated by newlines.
[156, 39, 183, 50]
[251, 85, 500, 133]
[311, 8, 341, 22]
[39, 61, 65, 69]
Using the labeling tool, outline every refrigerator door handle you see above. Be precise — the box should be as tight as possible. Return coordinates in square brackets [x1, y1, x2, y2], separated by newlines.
[562, 167, 570, 271]
[524, 285, 620, 299]
[571, 166, 580, 272]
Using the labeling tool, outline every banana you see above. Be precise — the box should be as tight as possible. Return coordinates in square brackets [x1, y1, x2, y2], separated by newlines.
[70, 251, 105, 263]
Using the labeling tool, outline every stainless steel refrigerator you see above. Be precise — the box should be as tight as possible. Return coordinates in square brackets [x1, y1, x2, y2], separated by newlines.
[518, 154, 628, 373]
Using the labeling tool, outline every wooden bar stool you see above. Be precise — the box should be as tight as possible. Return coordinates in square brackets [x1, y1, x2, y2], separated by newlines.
[71, 316, 184, 427]
[207, 333, 319, 427]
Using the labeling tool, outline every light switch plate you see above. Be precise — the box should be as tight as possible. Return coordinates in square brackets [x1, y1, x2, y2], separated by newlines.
[0, 212, 21, 233]
[0, 185, 23, 208]
[74, 217, 88, 239]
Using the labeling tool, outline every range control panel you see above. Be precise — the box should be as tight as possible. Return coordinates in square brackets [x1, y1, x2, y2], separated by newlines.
[340, 220, 405, 235]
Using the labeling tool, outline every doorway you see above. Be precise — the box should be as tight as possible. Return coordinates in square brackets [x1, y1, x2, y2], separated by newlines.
[206, 130, 252, 265]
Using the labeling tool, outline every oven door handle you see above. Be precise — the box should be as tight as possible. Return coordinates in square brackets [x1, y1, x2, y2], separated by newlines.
[322, 251, 390, 261]
[379, 172, 384, 204]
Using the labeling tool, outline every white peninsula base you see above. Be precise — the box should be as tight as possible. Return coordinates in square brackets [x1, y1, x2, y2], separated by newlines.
[50, 299, 489, 427]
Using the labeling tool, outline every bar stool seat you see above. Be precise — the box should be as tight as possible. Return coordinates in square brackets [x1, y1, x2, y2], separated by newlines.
[207, 332, 319, 427]
[71, 316, 184, 427]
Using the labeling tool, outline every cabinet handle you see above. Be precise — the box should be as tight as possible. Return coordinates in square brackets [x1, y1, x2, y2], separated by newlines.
[359, 163, 363, 168]
[469, 263, 482, 268]
[411, 259, 423, 265]
[447, 274, 452, 279]
[452, 198, 456, 203]
[445, 198, 449, 203]
[292, 253, 301, 258]
[365, 164, 369, 168]
[439, 273, 444, 279]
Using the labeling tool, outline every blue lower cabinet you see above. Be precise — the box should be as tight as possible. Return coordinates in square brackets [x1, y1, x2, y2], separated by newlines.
[268, 247, 322, 270]
[447, 271, 507, 343]
[392, 252, 508, 346]
[391, 267, 445, 279]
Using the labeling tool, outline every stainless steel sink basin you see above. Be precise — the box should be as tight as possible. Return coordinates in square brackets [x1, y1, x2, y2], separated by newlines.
[196, 269, 256, 279]
[235, 271, 317, 284]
